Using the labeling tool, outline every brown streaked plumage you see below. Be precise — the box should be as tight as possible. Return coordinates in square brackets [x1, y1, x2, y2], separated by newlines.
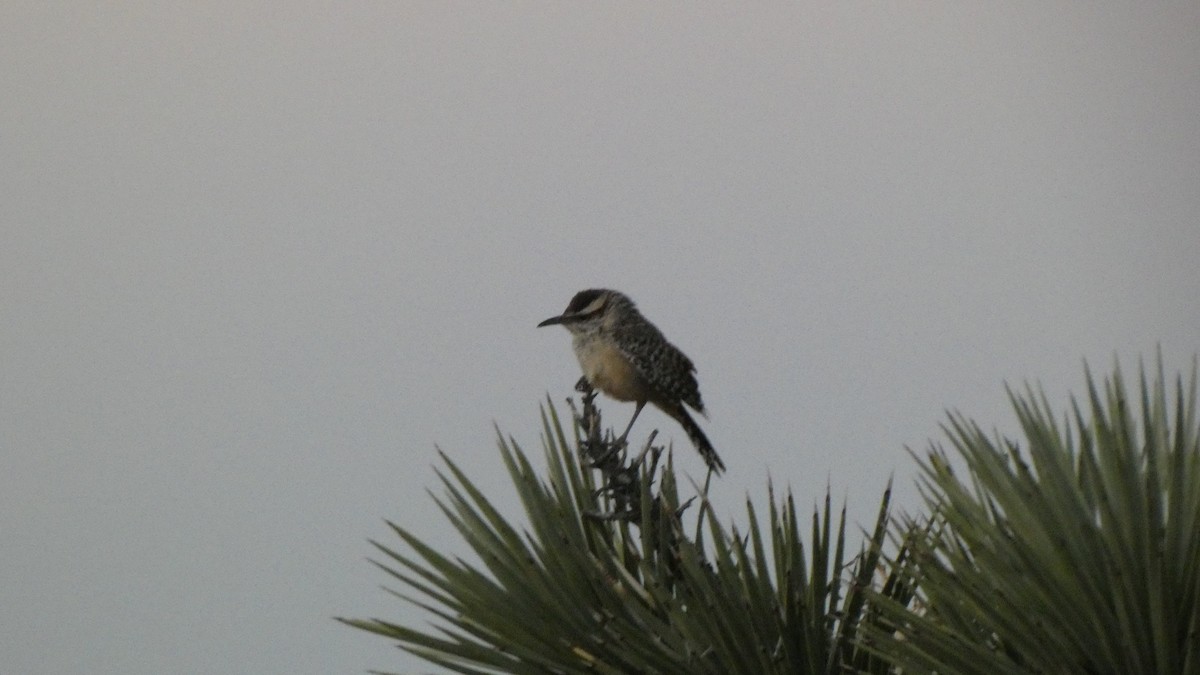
[538, 289, 723, 473]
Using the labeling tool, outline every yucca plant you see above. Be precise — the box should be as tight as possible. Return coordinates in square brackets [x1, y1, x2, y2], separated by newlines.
[869, 358, 1200, 674]
[340, 392, 908, 674]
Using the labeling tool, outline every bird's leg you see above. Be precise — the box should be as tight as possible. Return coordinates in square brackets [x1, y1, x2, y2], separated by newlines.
[574, 376, 593, 394]
[615, 400, 646, 447]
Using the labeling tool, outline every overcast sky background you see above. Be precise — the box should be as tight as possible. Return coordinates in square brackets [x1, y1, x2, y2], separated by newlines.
[2, 3, 1197, 673]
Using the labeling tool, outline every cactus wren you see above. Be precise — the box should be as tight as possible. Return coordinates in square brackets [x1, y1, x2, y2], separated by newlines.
[537, 289, 724, 473]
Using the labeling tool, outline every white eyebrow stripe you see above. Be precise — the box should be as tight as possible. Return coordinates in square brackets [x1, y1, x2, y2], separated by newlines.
[579, 295, 607, 315]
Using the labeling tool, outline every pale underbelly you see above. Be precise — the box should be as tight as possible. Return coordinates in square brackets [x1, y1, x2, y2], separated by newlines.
[575, 340, 645, 402]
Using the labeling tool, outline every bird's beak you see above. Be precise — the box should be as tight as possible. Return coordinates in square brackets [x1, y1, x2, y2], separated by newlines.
[537, 314, 567, 328]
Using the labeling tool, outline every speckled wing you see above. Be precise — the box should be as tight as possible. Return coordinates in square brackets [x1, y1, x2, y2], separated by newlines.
[613, 324, 706, 414]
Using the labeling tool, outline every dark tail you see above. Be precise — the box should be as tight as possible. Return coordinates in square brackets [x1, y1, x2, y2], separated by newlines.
[657, 401, 725, 473]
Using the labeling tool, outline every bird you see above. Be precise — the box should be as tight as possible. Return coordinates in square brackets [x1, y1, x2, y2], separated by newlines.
[537, 289, 724, 473]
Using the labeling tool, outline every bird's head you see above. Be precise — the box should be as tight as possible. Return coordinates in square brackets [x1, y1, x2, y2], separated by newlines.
[537, 288, 633, 334]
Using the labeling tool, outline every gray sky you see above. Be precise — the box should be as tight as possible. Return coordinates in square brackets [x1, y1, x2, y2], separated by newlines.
[2, 3, 1197, 673]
